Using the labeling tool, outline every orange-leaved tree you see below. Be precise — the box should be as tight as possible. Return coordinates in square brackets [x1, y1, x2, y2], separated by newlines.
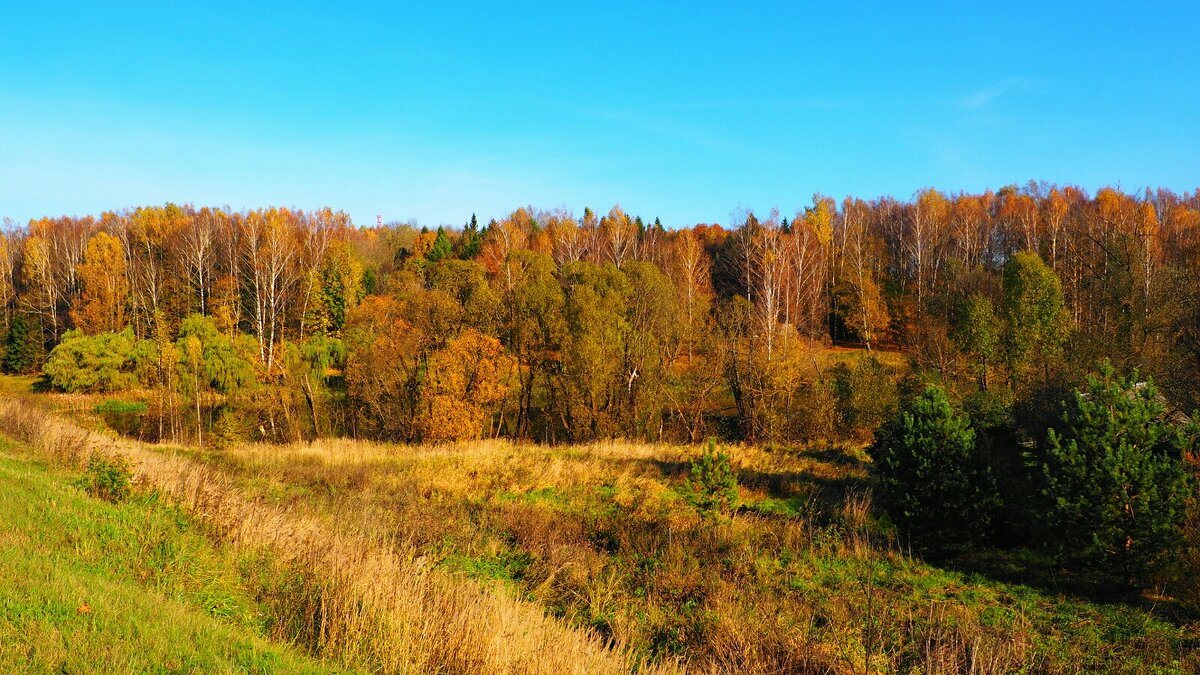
[343, 295, 426, 439]
[417, 328, 513, 442]
[71, 231, 129, 334]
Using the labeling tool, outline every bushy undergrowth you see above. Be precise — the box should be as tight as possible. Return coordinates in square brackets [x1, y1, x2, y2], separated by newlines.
[77, 452, 133, 502]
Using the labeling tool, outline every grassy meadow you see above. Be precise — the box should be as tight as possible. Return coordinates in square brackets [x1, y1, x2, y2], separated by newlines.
[0, 380, 1197, 673]
[0, 443, 333, 673]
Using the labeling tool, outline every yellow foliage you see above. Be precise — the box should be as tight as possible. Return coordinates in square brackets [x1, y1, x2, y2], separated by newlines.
[71, 232, 128, 334]
[417, 329, 513, 442]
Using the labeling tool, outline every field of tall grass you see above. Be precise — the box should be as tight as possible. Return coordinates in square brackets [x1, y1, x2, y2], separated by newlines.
[0, 385, 1197, 673]
[0, 395, 660, 674]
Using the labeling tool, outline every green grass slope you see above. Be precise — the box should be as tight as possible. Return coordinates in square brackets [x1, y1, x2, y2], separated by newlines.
[0, 444, 337, 674]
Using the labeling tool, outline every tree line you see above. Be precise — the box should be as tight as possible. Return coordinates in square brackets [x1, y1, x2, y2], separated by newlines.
[2, 183, 1199, 446]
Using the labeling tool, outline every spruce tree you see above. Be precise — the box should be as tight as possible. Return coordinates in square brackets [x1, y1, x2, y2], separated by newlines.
[455, 215, 482, 259]
[427, 226, 452, 263]
[1041, 364, 1194, 590]
[3, 316, 35, 374]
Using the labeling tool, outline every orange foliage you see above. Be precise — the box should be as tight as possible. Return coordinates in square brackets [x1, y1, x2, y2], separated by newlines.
[417, 329, 513, 442]
[71, 231, 128, 334]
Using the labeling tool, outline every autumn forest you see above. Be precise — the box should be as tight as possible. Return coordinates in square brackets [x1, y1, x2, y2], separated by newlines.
[3, 184, 1198, 447]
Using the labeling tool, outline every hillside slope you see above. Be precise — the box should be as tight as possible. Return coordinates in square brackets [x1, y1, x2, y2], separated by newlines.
[0, 388, 1197, 673]
[0, 445, 336, 673]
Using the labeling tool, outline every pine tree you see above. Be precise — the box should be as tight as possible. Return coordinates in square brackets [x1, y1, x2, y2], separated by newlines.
[869, 385, 997, 551]
[686, 438, 739, 517]
[1041, 363, 1194, 590]
[456, 214, 482, 259]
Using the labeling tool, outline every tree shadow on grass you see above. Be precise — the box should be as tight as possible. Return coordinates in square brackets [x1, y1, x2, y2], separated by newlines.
[30, 375, 54, 393]
[801, 447, 869, 470]
[637, 447, 872, 523]
[923, 545, 1200, 624]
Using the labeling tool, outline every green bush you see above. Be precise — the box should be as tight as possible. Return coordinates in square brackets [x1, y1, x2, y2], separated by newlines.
[833, 355, 899, 439]
[788, 378, 839, 442]
[686, 438, 738, 517]
[212, 407, 243, 450]
[869, 385, 997, 552]
[77, 453, 134, 503]
[44, 329, 155, 393]
[1040, 364, 1195, 590]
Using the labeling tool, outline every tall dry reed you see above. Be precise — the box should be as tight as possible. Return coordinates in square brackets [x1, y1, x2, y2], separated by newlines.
[0, 396, 675, 674]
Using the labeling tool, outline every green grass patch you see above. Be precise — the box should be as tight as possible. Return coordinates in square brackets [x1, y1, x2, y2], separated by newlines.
[495, 486, 567, 507]
[740, 495, 809, 518]
[93, 399, 149, 414]
[0, 444, 336, 673]
[438, 550, 533, 585]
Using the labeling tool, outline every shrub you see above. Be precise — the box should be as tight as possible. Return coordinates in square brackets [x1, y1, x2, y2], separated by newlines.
[964, 387, 1038, 546]
[212, 407, 243, 450]
[686, 438, 738, 517]
[1177, 490, 1200, 612]
[1040, 364, 1195, 590]
[869, 385, 996, 552]
[77, 453, 134, 503]
[44, 329, 155, 393]
[833, 356, 899, 440]
[789, 377, 839, 442]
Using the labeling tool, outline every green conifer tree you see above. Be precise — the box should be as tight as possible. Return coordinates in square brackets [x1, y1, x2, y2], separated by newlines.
[427, 226, 452, 263]
[686, 438, 739, 517]
[3, 315, 36, 374]
[870, 385, 997, 551]
[1041, 363, 1194, 589]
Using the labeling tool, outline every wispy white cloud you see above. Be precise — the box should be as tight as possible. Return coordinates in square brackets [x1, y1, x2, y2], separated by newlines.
[958, 77, 1041, 110]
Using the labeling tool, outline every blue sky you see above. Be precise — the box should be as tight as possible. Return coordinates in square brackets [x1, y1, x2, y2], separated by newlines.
[2, 1, 1198, 228]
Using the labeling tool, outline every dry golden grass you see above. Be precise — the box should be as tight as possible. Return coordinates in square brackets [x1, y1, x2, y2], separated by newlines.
[3, 392, 1196, 674]
[0, 396, 676, 675]
[175, 436, 1048, 673]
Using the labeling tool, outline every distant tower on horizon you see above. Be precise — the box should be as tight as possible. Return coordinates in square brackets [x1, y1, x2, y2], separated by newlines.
[377, 214, 382, 228]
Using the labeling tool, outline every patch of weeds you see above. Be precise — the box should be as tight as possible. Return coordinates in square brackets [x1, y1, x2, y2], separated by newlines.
[588, 527, 620, 554]
[76, 453, 133, 503]
[741, 496, 808, 518]
[496, 486, 567, 507]
[439, 550, 533, 584]
[595, 482, 618, 500]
